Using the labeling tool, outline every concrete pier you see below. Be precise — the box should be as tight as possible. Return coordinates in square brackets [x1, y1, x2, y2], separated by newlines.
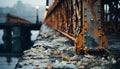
[0, 23, 41, 52]
[2, 27, 12, 51]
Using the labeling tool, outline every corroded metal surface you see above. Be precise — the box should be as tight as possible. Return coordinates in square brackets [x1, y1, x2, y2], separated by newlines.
[44, 0, 120, 54]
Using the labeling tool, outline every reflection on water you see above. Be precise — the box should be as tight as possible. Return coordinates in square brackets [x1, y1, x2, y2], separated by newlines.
[0, 30, 3, 44]
[6, 56, 12, 65]
[0, 30, 39, 52]
[0, 54, 21, 69]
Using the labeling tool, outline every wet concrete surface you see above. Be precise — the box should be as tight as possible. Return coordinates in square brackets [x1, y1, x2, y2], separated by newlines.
[15, 24, 120, 69]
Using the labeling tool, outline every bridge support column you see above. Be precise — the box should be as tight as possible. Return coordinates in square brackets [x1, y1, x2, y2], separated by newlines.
[12, 26, 22, 52]
[12, 26, 31, 52]
[21, 28, 31, 51]
[2, 27, 12, 51]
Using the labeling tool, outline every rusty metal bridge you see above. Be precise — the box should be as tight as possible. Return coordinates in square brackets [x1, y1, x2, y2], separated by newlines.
[44, 0, 120, 54]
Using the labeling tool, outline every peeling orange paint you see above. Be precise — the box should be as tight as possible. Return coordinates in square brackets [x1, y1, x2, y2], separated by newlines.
[99, 34, 108, 49]
[76, 33, 83, 54]
[84, 22, 90, 29]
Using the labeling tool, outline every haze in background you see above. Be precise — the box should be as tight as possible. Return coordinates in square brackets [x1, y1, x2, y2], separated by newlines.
[0, 0, 54, 43]
[0, 0, 54, 22]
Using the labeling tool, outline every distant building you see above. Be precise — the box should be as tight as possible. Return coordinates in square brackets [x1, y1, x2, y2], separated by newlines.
[0, 7, 16, 23]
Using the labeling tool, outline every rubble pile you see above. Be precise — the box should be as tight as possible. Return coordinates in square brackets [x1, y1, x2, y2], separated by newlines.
[15, 24, 118, 69]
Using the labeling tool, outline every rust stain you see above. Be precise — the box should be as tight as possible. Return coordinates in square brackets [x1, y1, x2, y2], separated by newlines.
[89, 0, 97, 19]
[76, 21, 90, 54]
[84, 21, 90, 29]
[83, 47, 87, 54]
[84, 0, 87, 9]
[94, 26, 108, 48]
[76, 33, 83, 49]
[76, 33, 83, 54]
[99, 34, 108, 48]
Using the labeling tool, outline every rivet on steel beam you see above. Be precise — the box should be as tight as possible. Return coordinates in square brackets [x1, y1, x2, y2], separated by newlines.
[84, 30, 87, 33]
[84, 18, 87, 22]
[96, 3, 101, 7]
[98, 27, 101, 30]
[81, 33, 84, 36]
[98, 35, 102, 37]
[84, 19, 87, 22]
[97, 18, 101, 21]
[98, 10, 101, 13]
[84, 28, 87, 31]
[90, 18, 94, 23]
[84, 7, 87, 10]
[84, 14, 87, 17]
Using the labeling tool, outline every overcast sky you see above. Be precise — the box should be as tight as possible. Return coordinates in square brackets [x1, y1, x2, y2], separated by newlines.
[0, 0, 54, 43]
[0, 0, 54, 8]
[0, 0, 46, 8]
[0, 0, 54, 21]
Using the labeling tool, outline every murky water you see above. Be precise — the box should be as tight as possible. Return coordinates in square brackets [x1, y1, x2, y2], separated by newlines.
[0, 53, 22, 69]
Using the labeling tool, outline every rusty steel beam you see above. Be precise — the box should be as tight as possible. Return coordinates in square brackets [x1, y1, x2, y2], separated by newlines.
[44, 0, 120, 55]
